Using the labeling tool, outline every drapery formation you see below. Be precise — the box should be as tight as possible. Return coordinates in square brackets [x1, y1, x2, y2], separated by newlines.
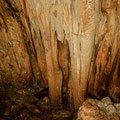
[0, 0, 120, 109]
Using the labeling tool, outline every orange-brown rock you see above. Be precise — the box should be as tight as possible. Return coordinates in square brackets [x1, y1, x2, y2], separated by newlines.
[0, 0, 120, 109]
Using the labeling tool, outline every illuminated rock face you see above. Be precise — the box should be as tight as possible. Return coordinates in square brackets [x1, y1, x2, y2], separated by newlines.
[77, 97, 120, 120]
[0, 0, 120, 109]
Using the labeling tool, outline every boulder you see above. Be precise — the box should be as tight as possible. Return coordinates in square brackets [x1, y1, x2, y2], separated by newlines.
[77, 97, 120, 120]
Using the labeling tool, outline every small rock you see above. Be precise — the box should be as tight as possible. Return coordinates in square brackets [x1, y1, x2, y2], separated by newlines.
[108, 113, 120, 120]
[96, 100, 105, 111]
[53, 109, 72, 119]
[102, 97, 112, 106]
[25, 104, 40, 114]
[37, 101, 49, 111]
[114, 103, 120, 116]
[106, 104, 116, 115]
[17, 89, 26, 95]
[37, 96, 49, 110]
[43, 96, 49, 104]
[4, 110, 10, 116]
[35, 109, 41, 113]
[114, 103, 120, 110]
[10, 105, 16, 112]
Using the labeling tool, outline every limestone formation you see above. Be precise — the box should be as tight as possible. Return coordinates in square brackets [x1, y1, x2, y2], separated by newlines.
[0, 0, 120, 109]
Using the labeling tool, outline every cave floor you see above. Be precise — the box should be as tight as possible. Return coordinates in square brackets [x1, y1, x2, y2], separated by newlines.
[0, 85, 76, 120]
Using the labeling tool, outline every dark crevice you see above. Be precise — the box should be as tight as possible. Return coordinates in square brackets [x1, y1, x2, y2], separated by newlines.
[55, 32, 64, 105]
[23, 0, 38, 62]
[87, 32, 108, 97]
[37, 29, 46, 88]
[56, 31, 71, 108]
[106, 49, 120, 89]
[64, 41, 71, 108]
[99, 64, 101, 73]
[0, 13, 8, 32]
[24, 12, 45, 87]
[87, 92, 100, 100]
[105, 46, 112, 68]
[97, 89, 108, 99]
[34, 87, 49, 99]
[22, 0, 45, 88]
[26, 15, 38, 62]
[39, 29, 45, 51]
[5, 0, 19, 18]
[0, 22, 2, 30]
[88, 32, 107, 82]
[18, 20, 35, 85]
[23, 0, 47, 88]
[118, 65, 120, 78]
[21, 0, 41, 87]
[55, 31, 66, 107]
[95, 64, 97, 75]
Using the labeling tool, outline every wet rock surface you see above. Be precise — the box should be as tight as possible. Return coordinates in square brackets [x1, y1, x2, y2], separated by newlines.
[0, 86, 75, 120]
[77, 97, 120, 120]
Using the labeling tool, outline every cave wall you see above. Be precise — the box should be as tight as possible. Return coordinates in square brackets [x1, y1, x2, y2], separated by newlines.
[0, 0, 120, 109]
